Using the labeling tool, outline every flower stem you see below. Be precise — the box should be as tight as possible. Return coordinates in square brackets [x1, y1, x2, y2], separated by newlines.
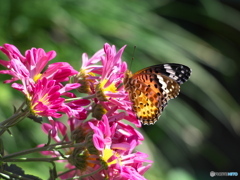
[0, 108, 30, 136]
[0, 170, 33, 180]
[65, 94, 96, 102]
[3, 157, 64, 162]
[1, 141, 86, 161]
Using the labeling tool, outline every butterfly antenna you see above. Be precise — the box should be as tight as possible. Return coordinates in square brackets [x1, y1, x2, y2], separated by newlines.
[129, 46, 136, 71]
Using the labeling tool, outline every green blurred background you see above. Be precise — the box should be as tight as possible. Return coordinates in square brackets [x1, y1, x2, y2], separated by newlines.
[0, 0, 240, 179]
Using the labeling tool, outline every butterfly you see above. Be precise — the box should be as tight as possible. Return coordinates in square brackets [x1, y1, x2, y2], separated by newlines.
[123, 63, 191, 125]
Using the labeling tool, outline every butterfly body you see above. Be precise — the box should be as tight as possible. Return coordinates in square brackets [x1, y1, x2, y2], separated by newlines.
[124, 63, 191, 125]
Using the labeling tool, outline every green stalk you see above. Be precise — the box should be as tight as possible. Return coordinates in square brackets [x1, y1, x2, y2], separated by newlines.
[65, 94, 96, 102]
[0, 108, 30, 136]
[1, 141, 86, 161]
[0, 171, 33, 180]
[3, 157, 64, 163]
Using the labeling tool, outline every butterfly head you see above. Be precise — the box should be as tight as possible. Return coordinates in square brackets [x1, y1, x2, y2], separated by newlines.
[123, 70, 132, 85]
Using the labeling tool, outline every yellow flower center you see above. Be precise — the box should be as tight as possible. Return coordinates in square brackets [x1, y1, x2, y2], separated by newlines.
[33, 73, 42, 82]
[27, 93, 49, 115]
[96, 79, 117, 101]
[102, 148, 120, 166]
[100, 79, 117, 93]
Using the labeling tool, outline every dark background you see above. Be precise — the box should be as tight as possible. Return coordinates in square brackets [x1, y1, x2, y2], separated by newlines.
[0, 0, 239, 179]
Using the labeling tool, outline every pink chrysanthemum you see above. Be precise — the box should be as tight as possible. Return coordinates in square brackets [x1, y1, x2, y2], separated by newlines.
[40, 114, 151, 180]
[75, 47, 105, 94]
[20, 77, 80, 118]
[39, 118, 101, 179]
[0, 44, 55, 83]
[0, 44, 83, 119]
[74, 43, 140, 126]
[89, 115, 152, 180]
[0, 43, 78, 87]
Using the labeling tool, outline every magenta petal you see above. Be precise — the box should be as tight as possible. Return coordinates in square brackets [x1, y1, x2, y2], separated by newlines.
[42, 123, 54, 134]
[46, 50, 57, 61]
[1, 44, 25, 60]
[11, 83, 24, 91]
[111, 142, 130, 151]
[92, 134, 105, 150]
[138, 164, 152, 175]
[55, 121, 67, 136]
[61, 92, 76, 98]
[0, 60, 9, 67]
[70, 99, 91, 106]
[59, 83, 80, 93]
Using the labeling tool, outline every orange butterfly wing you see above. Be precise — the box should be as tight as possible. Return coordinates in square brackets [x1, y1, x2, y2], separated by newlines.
[124, 63, 191, 125]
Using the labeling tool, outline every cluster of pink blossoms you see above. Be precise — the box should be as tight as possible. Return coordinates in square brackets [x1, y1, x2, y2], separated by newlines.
[0, 43, 152, 179]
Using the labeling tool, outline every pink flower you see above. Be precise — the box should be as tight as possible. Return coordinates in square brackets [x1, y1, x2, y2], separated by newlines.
[0, 44, 78, 85]
[88, 115, 151, 180]
[0, 43, 83, 119]
[80, 48, 104, 75]
[22, 77, 80, 118]
[41, 62, 78, 83]
[40, 118, 102, 179]
[40, 114, 151, 180]
[65, 99, 90, 120]
[0, 44, 56, 83]
[75, 43, 140, 126]
[74, 47, 105, 94]
[96, 43, 127, 100]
